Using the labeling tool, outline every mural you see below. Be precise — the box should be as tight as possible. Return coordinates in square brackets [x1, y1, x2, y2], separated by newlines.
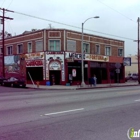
[4, 55, 22, 78]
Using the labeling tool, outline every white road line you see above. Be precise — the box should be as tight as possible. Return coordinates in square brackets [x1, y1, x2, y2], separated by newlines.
[40, 108, 84, 116]
[135, 99, 140, 102]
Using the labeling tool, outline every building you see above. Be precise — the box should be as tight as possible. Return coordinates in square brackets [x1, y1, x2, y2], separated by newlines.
[0, 28, 125, 85]
[125, 55, 138, 76]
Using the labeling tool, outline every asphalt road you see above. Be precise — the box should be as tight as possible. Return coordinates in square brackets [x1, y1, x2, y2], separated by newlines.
[0, 86, 140, 140]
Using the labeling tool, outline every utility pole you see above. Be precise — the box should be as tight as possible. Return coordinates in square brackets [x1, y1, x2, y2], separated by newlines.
[0, 8, 13, 77]
[138, 17, 140, 84]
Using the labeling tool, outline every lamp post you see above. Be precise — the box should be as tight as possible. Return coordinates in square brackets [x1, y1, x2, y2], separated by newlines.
[81, 16, 99, 87]
[134, 17, 140, 84]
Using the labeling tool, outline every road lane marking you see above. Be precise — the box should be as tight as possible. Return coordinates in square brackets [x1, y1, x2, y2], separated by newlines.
[135, 99, 140, 102]
[40, 108, 84, 116]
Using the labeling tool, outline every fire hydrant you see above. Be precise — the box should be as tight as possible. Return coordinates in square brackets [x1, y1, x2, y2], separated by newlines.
[36, 81, 40, 88]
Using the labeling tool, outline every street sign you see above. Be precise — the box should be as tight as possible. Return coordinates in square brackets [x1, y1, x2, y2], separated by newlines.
[116, 69, 120, 73]
[115, 63, 121, 68]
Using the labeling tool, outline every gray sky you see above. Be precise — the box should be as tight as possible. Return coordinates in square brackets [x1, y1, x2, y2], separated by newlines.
[0, 0, 140, 56]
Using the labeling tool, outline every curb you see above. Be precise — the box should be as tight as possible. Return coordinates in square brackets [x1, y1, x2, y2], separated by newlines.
[26, 84, 139, 90]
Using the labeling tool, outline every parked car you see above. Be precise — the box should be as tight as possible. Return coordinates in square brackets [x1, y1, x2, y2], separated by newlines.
[3, 77, 26, 88]
[0, 76, 7, 85]
[125, 73, 138, 81]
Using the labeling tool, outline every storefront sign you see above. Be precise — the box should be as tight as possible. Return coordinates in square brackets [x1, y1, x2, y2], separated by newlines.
[85, 54, 109, 62]
[25, 52, 44, 60]
[26, 60, 43, 67]
[72, 69, 76, 77]
[49, 61, 61, 70]
[65, 52, 85, 60]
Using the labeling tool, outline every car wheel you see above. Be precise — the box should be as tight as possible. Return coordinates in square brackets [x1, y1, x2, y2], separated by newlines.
[11, 83, 14, 87]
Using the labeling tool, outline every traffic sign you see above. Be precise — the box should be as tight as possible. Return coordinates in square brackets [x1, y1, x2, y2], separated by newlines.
[115, 63, 121, 68]
[116, 69, 120, 73]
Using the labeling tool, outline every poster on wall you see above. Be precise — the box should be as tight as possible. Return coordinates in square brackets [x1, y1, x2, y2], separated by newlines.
[72, 69, 76, 77]
[123, 57, 131, 66]
[46, 52, 65, 81]
[4, 55, 21, 77]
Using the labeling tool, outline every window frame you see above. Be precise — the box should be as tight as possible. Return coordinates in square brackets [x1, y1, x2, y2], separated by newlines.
[95, 44, 100, 55]
[7, 46, 13, 55]
[48, 39, 61, 51]
[105, 46, 111, 56]
[35, 40, 43, 52]
[0, 46, 2, 54]
[27, 42, 32, 53]
[118, 48, 124, 56]
[83, 42, 90, 53]
[17, 44, 23, 54]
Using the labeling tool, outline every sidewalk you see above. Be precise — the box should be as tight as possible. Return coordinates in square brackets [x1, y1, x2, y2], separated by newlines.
[26, 81, 139, 90]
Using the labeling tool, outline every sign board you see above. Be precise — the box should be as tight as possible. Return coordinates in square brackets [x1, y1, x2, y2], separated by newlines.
[115, 63, 121, 68]
[116, 69, 120, 73]
[72, 69, 76, 77]
[123, 57, 131, 66]
[49, 61, 61, 70]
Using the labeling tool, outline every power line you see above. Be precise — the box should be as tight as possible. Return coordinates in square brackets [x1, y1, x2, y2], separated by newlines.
[96, 0, 136, 23]
[12, 10, 135, 41]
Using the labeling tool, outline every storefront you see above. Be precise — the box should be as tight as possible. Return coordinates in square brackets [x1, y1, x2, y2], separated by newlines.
[46, 52, 65, 85]
[25, 52, 45, 84]
[65, 52, 125, 85]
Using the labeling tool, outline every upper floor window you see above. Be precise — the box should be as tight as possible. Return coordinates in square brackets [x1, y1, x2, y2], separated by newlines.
[27, 42, 32, 53]
[0, 47, 2, 54]
[118, 48, 123, 56]
[67, 40, 76, 52]
[17, 44, 23, 54]
[36, 40, 43, 52]
[105, 46, 111, 56]
[49, 40, 60, 51]
[83, 43, 90, 53]
[7, 46, 13, 55]
[95, 44, 100, 54]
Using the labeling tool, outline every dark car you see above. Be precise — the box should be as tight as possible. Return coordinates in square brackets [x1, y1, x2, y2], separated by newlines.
[3, 77, 26, 88]
[0, 76, 7, 85]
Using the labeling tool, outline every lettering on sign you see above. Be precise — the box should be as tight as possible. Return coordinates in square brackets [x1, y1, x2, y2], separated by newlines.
[49, 61, 61, 70]
[85, 54, 109, 62]
[26, 60, 43, 67]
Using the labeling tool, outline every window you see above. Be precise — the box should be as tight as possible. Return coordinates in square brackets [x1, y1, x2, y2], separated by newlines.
[27, 42, 32, 53]
[7, 46, 12, 55]
[105, 46, 111, 56]
[36, 40, 43, 52]
[118, 48, 123, 56]
[49, 40, 60, 51]
[83, 43, 90, 53]
[0, 47, 2, 54]
[67, 40, 76, 52]
[17, 44, 23, 54]
[95, 44, 100, 54]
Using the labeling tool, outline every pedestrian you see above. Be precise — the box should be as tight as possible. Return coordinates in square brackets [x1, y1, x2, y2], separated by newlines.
[93, 75, 97, 87]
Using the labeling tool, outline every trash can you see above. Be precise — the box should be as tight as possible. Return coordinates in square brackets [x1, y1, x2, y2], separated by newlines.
[46, 81, 51, 86]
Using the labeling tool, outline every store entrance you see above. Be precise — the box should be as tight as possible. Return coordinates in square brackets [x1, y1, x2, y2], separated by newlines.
[49, 70, 61, 85]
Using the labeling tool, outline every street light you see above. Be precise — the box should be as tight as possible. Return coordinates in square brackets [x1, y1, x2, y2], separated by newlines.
[134, 17, 140, 84]
[81, 16, 99, 87]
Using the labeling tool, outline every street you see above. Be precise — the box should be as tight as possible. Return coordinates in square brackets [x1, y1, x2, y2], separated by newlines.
[0, 86, 140, 140]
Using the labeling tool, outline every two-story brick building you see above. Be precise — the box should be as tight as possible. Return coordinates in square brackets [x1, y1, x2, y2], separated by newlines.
[0, 28, 125, 85]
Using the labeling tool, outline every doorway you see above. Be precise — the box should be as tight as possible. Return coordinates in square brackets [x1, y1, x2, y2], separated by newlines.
[49, 70, 61, 85]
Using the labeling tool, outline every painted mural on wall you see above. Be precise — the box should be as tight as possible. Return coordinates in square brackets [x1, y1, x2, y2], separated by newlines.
[46, 52, 65, 81]
[4, 55, 21, 77]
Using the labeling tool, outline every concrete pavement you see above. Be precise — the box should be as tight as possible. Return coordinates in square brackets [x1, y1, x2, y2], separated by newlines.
[26, 81, 139, 90]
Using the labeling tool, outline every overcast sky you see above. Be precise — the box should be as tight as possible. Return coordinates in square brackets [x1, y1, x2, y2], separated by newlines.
[0, 0, 140, 56]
